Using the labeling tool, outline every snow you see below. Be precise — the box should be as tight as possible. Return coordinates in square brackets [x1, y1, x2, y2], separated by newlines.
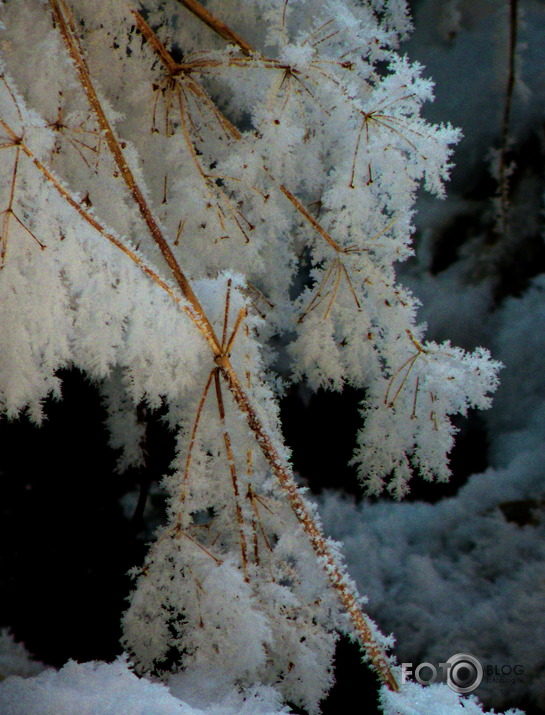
[0, 658, 292, 715]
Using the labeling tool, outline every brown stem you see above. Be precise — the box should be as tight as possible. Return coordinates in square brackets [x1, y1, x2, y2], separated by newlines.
[131, 11, 180, 75]
[219, 362, 398, 691]
[132, 8, 344, 257]
[49, 0, 221, 356]
[44, 1, 398, 690]
[175, 0, 256, 56]
[0, 146, 20, 266]
[214, 368, 249, 580]
[0, 118, 184, 305]
[279, 183, 342, 253]
[177, 369, 216, 515]
[132, 9, 243, 142]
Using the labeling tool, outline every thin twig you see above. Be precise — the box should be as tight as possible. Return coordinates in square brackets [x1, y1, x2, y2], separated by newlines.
[279, 184, 342, 253]
[497, 0, 519, 236]
[175, 0, 256, 56]
[219, 359, 398, 691]
[50, 0, 221, 356]
[214, 369, 249, 580]
[0, 118, 182, 303]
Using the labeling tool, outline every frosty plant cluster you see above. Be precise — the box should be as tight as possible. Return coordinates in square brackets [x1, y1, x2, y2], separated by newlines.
[0, 0, 502, 712]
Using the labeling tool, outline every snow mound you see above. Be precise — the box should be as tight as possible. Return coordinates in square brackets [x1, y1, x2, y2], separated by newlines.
[0, 657, 291, 715]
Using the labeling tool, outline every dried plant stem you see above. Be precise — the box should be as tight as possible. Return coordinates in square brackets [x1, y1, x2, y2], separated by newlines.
[0, 118, 181, 305]
[175, 0, 256, 56]
[177, 369, 216, 515]
[219, 360, 398, 691]
[497, 0, 519, 236]
[247, 482, 273, 564]
[49, 0, 221, 356]
[214, 368, 249, 580]
[49, 0, 398, 690]
[279, 183, 342, 253]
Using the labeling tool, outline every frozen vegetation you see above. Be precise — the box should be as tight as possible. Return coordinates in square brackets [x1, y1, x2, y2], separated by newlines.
[0, 0, 543, 713]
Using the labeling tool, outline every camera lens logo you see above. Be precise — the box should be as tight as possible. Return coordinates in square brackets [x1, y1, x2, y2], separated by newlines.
[401, 653, 485, 693]
[445, 653, 484, 694]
